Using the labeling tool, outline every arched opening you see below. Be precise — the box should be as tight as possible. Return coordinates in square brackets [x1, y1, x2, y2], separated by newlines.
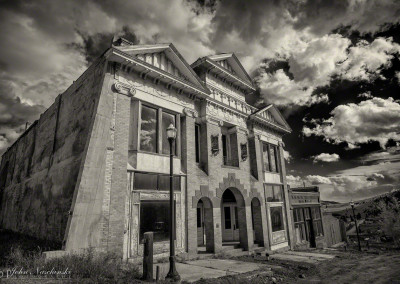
[251, 197, 264, 246]
[196, 197, 214, 253]
[221, 187, 248, 249]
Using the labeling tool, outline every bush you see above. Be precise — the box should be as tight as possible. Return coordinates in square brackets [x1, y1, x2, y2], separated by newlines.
[6, 247, 141, 283]
[378, 197, 400, 248]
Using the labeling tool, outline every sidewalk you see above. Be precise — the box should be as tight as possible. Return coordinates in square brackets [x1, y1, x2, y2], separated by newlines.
[153, 259, 271, 282]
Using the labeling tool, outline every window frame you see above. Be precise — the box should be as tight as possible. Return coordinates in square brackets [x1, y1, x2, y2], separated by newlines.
[261, 141, 280, 173]
[133, 171, 182, 192]
[195, 123, 201, 163]
[221, 128, 239, 167]
[138, 102, 180, 157]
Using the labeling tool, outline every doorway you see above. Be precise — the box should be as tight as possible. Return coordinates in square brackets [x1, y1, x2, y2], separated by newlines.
[221, 189, 239, 242]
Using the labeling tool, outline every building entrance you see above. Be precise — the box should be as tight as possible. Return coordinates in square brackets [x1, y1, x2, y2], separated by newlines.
[221, 189, 239, 242]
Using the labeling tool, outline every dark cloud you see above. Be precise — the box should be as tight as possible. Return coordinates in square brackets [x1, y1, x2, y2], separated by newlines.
[73, 26, 140, 65]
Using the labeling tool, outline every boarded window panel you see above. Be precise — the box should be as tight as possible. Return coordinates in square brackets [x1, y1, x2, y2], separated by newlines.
[140, 105, 158, 153]
[162, 112, 176, 155]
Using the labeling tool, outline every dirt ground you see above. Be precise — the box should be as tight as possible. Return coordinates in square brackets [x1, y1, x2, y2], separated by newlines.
[194, 248, 400, 284]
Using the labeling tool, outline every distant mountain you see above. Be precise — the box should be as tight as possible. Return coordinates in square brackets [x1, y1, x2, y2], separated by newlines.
[321, 200, 341, 205]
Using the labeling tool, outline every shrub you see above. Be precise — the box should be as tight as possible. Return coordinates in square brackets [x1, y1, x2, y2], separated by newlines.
[6, 247, 141, 283]
[378, 197, 400, 248]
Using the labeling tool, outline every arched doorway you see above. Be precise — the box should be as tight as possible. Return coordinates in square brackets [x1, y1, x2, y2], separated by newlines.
[221, 189, 239, 242]
[196, 197, 214, 253]
[220, 188, 248, 248]
[251, 198, 264, 245]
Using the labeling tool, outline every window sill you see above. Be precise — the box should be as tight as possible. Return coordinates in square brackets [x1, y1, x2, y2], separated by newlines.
[136, 150, 180, 158]
[221, 165, 240, 169]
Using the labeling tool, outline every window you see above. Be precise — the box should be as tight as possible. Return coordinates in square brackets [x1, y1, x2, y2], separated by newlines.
[264, 184, 284, 202]
[140, 105, 158, 153]
[162, 112, 176, 155]
[139, 104, 179, 155]
[197, 208, 202, 228]
[248, 138, 258, 178]
[140, 200, 175, 243]
[195, 124, 201, 163]
[222, 129, 239, 167]
[134, 172, 181, 191]
[261, 142, 280, 173]
[270, 206, 284, 232]
[224, 207, 231, 229]
[311, 207, 324, 236]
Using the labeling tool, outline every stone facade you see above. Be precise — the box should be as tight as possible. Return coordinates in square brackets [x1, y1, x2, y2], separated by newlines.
[0, 38, 294, 259]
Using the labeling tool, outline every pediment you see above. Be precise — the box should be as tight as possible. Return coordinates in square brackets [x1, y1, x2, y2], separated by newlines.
[114, 43, 207, 92]
[251, 105, 292, 133]
[208, 53, 253, 85]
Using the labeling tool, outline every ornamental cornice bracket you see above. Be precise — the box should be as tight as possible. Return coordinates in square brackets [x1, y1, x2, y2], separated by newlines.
[183, 107, 199, 118]
[113, 82, 136, 97]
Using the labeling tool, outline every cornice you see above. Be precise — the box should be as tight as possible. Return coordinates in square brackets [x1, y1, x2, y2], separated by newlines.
[107, 48, 210, 98]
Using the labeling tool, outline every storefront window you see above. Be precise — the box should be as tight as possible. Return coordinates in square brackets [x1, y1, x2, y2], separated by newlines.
[270, 206, 284, 232]
[140, 200, 175, 243]
[133, 172, 181, 191]
[140, 105, 158, 153]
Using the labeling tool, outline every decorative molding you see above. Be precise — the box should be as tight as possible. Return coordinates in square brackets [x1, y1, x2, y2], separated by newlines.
[113, 82, 136, 97]
[183, 108, 198, 118]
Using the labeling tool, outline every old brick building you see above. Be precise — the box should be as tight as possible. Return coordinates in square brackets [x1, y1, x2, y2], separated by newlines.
[0, 38, 293, 259]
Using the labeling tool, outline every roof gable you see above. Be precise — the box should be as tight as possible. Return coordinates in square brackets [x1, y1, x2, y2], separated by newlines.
[207, 53, 253, 85]
[251, 104, 292, 133]
[114, 42, 208, 92]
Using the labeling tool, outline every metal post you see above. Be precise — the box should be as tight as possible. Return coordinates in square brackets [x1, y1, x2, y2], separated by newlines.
[351, 204, 362, 251]
[166, 138, 180, 281]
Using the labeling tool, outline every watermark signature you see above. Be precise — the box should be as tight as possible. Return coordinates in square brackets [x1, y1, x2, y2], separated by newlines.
[0, 267, 72, 279]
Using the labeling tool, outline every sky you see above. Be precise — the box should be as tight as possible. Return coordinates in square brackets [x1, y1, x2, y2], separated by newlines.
[0, 0, 399, 202]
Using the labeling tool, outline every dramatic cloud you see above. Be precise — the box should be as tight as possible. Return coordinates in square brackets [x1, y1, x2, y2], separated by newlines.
[283, 149, 292, 163]
[313, 153, 340, 163]
[303, 97, 400, 148]
[338, 37, 400, 81]
[256, 35, 400, 107]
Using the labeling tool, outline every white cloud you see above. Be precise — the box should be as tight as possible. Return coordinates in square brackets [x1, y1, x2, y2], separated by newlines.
[303, 97, 400, 148]
[283, 149, 292, 163]
[286, 175, 303, 188]
[358, 92, 373, 99]
[306, 175, 333, 185]
[313, 153, 340, 163]
[338, 37, 400, 82]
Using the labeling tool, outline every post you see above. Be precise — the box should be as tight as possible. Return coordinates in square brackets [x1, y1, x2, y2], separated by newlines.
[351, 203, 361, 251]
[166, 137, 180, 281]
[143, 232, 153, 281]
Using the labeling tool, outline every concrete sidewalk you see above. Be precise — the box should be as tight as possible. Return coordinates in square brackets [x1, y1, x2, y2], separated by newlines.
[153, 259, 270, 282]
[270, 251, 336, 264]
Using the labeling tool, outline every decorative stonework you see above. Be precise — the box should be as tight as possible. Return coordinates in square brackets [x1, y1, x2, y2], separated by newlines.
[113, 82, 136, 97]
[192, 185, 219, 208]
[216, 173, 247, 201]
[248, 189, 263, 204]
[183, 108, 198, 118]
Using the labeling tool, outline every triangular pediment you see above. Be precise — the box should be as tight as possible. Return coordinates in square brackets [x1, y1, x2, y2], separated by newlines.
[251, 104, 292, 133]
[208, 53, 253, 86]
[114, 43, 208, 92]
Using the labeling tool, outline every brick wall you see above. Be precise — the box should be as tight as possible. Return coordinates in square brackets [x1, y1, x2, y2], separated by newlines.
[0, 57, 107, 244]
